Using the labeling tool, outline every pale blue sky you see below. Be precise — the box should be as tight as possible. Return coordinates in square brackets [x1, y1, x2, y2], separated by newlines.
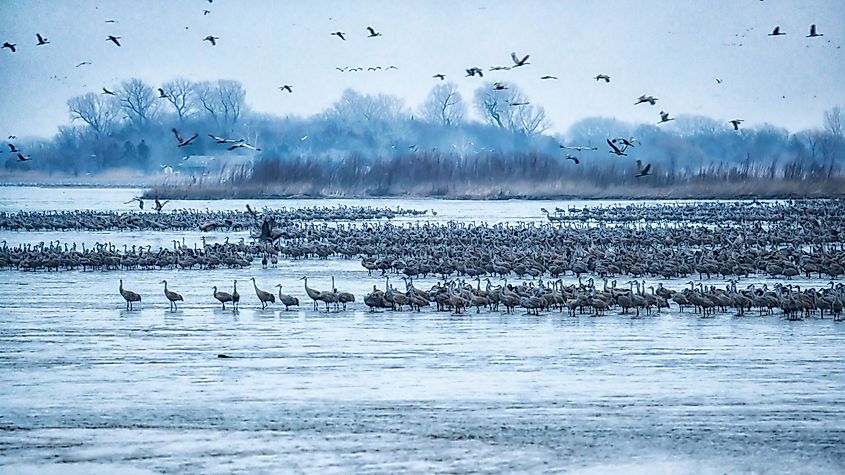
[0, 0, 843, 139]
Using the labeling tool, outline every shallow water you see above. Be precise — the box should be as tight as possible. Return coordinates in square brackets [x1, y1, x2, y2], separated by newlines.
[0, 187, 843, 474]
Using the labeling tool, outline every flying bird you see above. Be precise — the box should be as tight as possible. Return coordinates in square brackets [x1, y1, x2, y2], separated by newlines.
[203, 9, 211, 15]
[228, 142, 261, 151]
[172, 128, 198, 147]
[560, 145, 598, 152]
[768, 26, 785, 36]
[385, 65, 398, 70]
[594, 74, 611, 83]
[2, 42, 16, 52]
[331, 31, 346, 40]
[8, 143, 21, 153]
[366, 26, 381, 37]
[510, 101, 530, 106]
[102, 88, 116, 96]
[278, 85, 293, 93]
[17, 153, 30, 162]
[510, 52, 530, 67]
[336, 67, 347, 72]
[715, 78, 723, 84]
[540, 75, 558, 80]
[807, 24, 823, 38]
[658, 111, 674, 124]
[104, 19, 118, 23]
[611, 137, 636, 148]
[154, 197, 169, 213]
[157, 88, 168, 98]
[36, 33, 49, 46]
[729, 119, 744, 130]
[106, 35, 121, 46]
[489, 66, 511, 71]
[203, 35, 219, 45]
[75, 61, 92, 67]
[124, 197, 144, 209]
[466, 67, 484, 77]
[635, 95, 658, 105]
[565, 155, 580, 164]
[493, 82, 507, 90]
[208, 134, 243, 144]
[635, 160, 652, 177]
[432, 74, 445, 80]
[607, 138, 627, 156]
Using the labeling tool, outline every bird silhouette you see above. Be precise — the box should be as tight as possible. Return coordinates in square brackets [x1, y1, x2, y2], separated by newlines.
[493, 82, 507, 90]
[607, 139, 627, 156]
[208, 134, 243, 144]
[8, 143, 20, 153]
[432, 74, 446, 80]
[540, 75, 558, 80]
[510, 101, 530, 106]
[124, 197, 144, 209]
[489, 66, 511, 71]
[36, 33, 49, 46]
[76, 61, 92, 67]
[336, 66, 347, 72]
[729, 119, 744, 130]
[768, 26, 785, 36]
[594, 74, 611, 83]
[157, 88, 168, 98]
[331, 31, 346, 40]
[2, 42, 16, 52]
[366, 26, 381, 37]
[102, 88, 116, 96]
[807, 24, 823, 38]
[635, 95, 658, 105]
[203, 9, 211, 15]
[658, 111, 674, 124]
[106, 35, 121, 46]
[510, 52, 530, 67]
[228, 142, 261, 151]
[466, 67, 484, 77]
[565, 155, 580, 164]
[154, 197, 169, 212]
[17, 153, 30, 162]
[203, 35, 219, 45]
[611, 137, 636, 148]
[104, 19, 117, 23]
[560, 145, 597, 152]
[385, 65, 398, 70]
[635, 160, 652, 177]
[278, 85, 293, 93]
[172, 128, 198, 147]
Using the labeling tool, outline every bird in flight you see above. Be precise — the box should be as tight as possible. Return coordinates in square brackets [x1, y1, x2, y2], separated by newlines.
[228, 142, 261, 152]
[76, 61, 92, 67]
[36, 33, 49, 46]
[2, 42, 16, 52]
[715, 78, 723, 84]
[489, 66, 511, 71]
[768, 26, 785, 36]
[510, 52, 530, 67]
[172, 128, 198, 147]
[102, 88, 117, 96]
[635, 160, 652, 177]
[432, 74, 445, 80]
[157, 88, 168, 98]
[104, 19, 118, 23]
[807, 24, 823, 38]
[386, 65, 398, 70]
[208, 134, 243, 144]
[106, 35, 121, 46]
[203, 9, 211, 15]
[540, 75, 558, 80]
[331, 31, 346, 40]
[606, 139, 627, 156]
[510, 101, 530, 106]
[466, 67, 484, 77]
[278, 85, 293, 93]
[635, 95, 658, 105]
[594, 74, 611, 83]
[154, 197, 169, 213]
[560, 145, 597, 152]
[17, 153, 31, 162]
[124, 197, 144, 209]
[8, 143, 21, 153]
[366, 26, 381, 37]
[336, 67, 347, 72]
[565, 155, 580, 165]
[658, 111, 674, 124]
[611, 137, 636, 148]
[493, 82, 507, 90]
[729, 119, 744, 130]
[203, 35, 219, 45]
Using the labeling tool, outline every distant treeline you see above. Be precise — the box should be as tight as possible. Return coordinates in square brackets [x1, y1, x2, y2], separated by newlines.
[3, 77, 844, 199]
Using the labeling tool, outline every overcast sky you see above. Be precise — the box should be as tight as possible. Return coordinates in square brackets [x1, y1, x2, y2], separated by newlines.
[1, 0, 843, 139]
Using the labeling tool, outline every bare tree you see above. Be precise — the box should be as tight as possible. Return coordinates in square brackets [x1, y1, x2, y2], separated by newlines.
[420, 83, 466, 126]
[824, 106, 843, 137]
[119, 78, 159, 126]
[67, 92, 120, 135]
[195, 80, 246, 129]
[161, 78, 197, 123]
[473, 83, 549, 136]
[327, 89, 407, 125]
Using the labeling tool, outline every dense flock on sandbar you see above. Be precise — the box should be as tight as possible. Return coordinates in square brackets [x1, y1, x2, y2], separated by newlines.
[2, 200, 843, 320]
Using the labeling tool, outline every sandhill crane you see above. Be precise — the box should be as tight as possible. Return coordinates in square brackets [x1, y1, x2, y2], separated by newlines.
[36, 33, 49, 46]
[658, 111, 674, 124]
[203, 35, 219, 45]
[466, 67, 483, 77]
[607, 138, 627, 156]
[157, 87, 167, 98]
[565, 155, 580, 164]
[278, 85, 293, 93]
[172, 128, 198, 147]
[8, 143, 20, 153]
[2, 42, 16, 52]
[432, 74, 445, 80]
[232, 280, 240, 310]
[227, 142, 261, 151]
[768, 26, 785, 36]
[331, 31, 346, 40]
[102, 88, 116, 96]
[730, 119, 744, 130]
[807, 24, 823, 38]
[366, 26, 381, 37]
[635, 160, 652, 178]
[510, 52, 530, 67]
[250, 277, 275, 309]
[635, 95, 658, 105]
[540, 75, 558, 80]
[493, 82, 507, 90]
[106, 35, 121, 46]
[301, 276, 322, 310]
[594, 74, 610, 83]
[119, 279, 141, 310]
[124, 197, 144, 209]
[274, 284, 300, 310]
[17, 153, 30, 162]
[160, 280, 183, 311]
[331, 276, 356, 310]
[561, 145, 598, 151]
[209, 134, 243, 144]
[212, 286, 233, 310]
[153, 197, 169, 213]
